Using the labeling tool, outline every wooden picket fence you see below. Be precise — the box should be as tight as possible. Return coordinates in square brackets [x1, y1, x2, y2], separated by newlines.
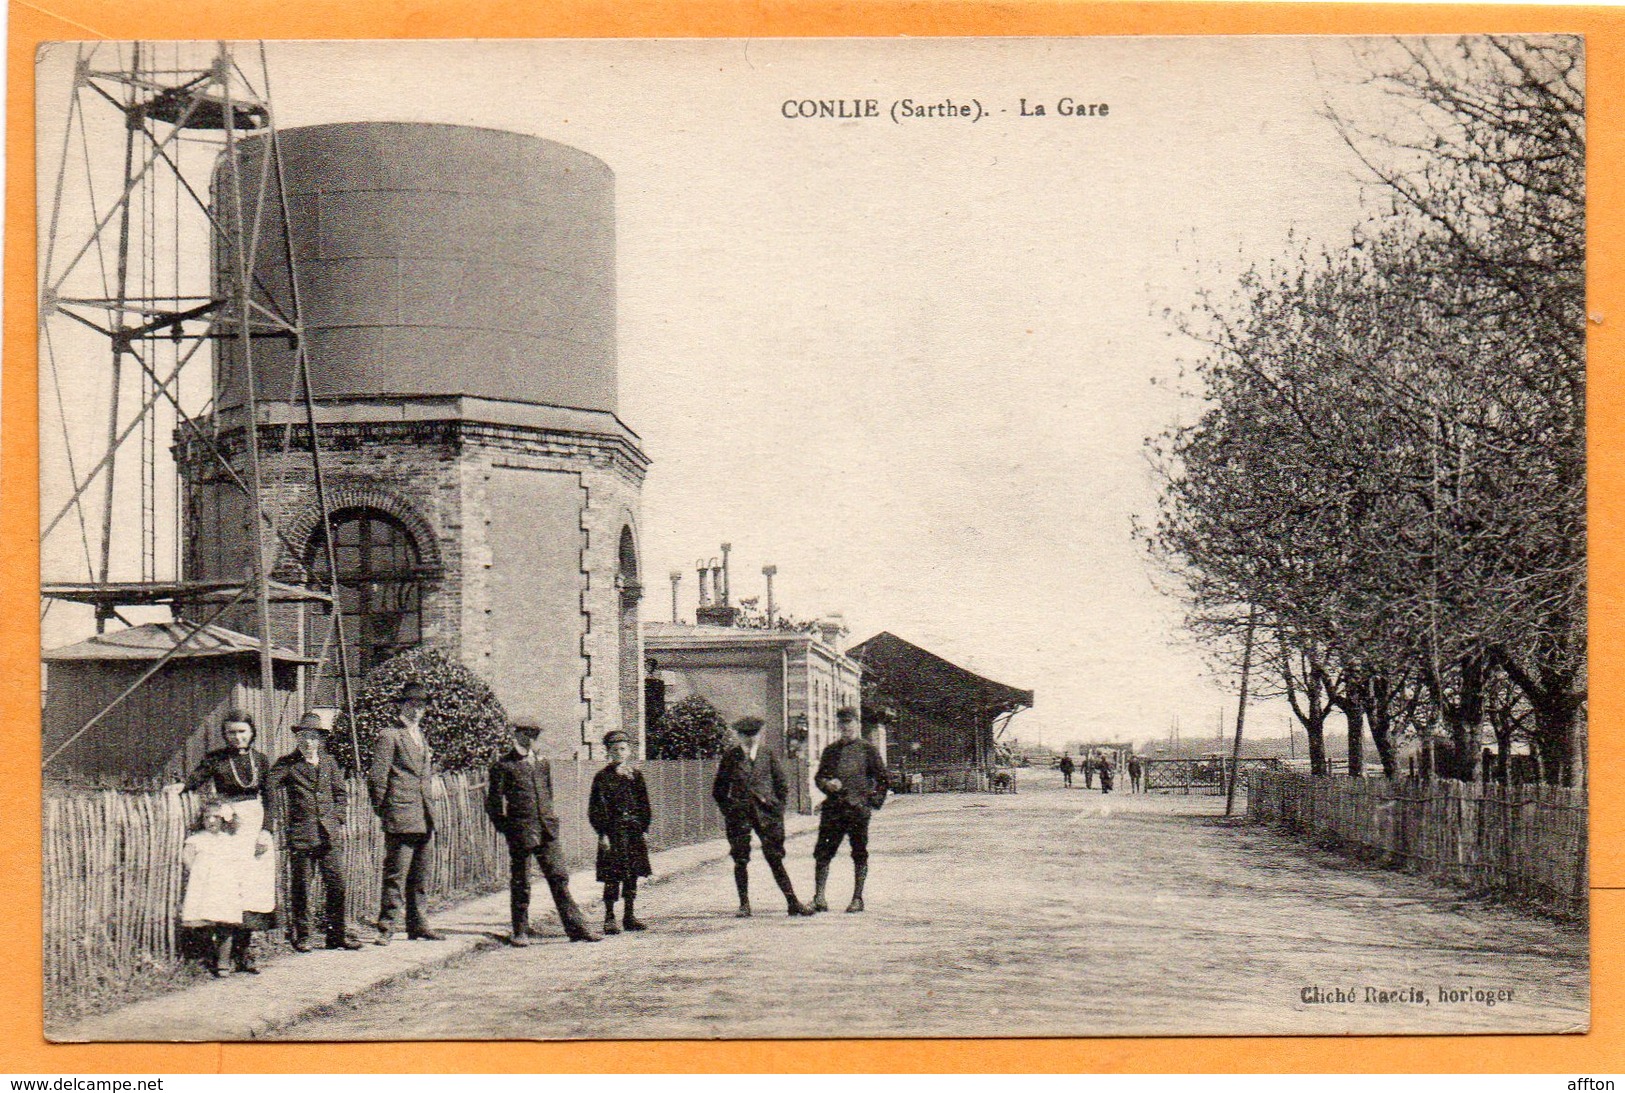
[44, 760, 724, 1015]
[1246, 770, 1588, 919]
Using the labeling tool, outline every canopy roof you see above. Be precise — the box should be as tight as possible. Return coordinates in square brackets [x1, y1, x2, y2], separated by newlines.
[847, 631, 1033, 716]
[44, 621, 312, 663]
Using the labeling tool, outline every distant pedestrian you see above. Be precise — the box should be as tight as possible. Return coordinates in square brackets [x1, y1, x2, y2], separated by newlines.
[369, 681, 443, 945]
[487, 719, 599, 945]
[269, 711, 363, 952]
[1097, 754, 1114, 794]
[1127, 755, 1143, 794]
[1058, 754, 1075, 788]
[644, 657, 667, 738]
[589, 728, 653, 935]
[811, 707, 889, 913]
[712, 716, 814, 917]
[1083, 753, 1096, 789]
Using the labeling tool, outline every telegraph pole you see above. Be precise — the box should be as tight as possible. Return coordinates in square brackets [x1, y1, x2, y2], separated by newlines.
[1225, 609, 1259, 817]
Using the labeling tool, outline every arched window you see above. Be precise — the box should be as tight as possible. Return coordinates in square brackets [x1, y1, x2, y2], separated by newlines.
[307, 508, 424, 690]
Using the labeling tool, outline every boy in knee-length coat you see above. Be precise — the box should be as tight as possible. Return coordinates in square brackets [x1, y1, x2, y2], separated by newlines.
[588, 728, 652, 934]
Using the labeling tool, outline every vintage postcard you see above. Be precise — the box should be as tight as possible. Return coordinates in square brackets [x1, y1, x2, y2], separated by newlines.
[35, 35, 1587, 1042]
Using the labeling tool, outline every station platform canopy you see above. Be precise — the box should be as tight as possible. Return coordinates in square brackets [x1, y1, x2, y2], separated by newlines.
[847, 631, 1033, 717]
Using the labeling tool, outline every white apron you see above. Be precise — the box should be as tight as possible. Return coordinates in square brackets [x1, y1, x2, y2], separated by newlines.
[230, 796, 278, 915]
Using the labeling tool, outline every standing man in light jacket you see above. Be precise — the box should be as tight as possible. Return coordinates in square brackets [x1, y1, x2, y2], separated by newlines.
[811, 707, 889, 913]
[368, 681, 444, 945]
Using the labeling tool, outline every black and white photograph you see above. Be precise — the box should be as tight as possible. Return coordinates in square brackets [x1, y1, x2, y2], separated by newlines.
[36, 35, 1587, 1041]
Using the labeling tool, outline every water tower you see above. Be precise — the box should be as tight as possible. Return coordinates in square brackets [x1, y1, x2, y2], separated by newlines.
[177, 122, 648, 756]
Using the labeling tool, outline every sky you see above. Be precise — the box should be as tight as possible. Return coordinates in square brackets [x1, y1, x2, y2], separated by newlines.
[37, 36, 1398, 746]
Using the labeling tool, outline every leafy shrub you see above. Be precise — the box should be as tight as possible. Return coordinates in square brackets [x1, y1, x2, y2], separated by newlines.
[647, 694, 729, 760]
[333, 648, 510, 775]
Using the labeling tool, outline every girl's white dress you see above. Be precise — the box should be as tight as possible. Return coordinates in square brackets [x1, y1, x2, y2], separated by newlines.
[181, 828, 243, 927]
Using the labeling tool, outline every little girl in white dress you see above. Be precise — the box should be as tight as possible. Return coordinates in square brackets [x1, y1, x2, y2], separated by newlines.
[182, 800, 246, 976]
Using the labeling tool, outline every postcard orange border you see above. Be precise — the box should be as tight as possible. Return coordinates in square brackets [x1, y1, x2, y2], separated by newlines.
[3, 0, 1620, 1073]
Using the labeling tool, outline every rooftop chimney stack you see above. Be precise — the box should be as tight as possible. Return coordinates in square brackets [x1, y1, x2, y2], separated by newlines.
[818, 614, 846, 653]
[696, 544, 742, 627]
[762, 564, 777, 626]
[669, 569, 683, 623]
[696, 559, 711, 607]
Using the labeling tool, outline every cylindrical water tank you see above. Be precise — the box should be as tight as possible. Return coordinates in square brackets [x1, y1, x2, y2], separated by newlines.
[214, 122, 616, 414]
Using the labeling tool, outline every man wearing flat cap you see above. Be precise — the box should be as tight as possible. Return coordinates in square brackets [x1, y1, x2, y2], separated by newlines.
[486, 719, 598, 945]
[712, 716, 814, 917]
[270, 711, 362, 951]
[368, 681, 443, 944]
[811, 706, 889, 913]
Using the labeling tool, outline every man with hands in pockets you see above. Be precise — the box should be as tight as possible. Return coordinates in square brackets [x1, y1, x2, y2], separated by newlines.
[811, 706, 889, 914]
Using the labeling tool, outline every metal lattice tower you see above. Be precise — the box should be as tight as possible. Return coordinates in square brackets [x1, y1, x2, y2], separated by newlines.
[39, 42, 359, 768]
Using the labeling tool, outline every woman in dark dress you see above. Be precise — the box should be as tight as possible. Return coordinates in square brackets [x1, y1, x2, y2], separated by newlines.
[588, 728, 652, 935]
[168, 708, 277, 972]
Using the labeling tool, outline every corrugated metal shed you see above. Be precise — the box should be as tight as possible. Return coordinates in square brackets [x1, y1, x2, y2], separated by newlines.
[43, 622, 311, 663]
[43, 624, 308, 786]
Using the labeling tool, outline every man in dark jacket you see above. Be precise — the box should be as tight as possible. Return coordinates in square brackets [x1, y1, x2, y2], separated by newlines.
[711, 716, 814, 918]
[811, 707, 888, 913]
[270, 711, 363, 952]
[368, 681, 442, 944]
[486, 719, 598, 945]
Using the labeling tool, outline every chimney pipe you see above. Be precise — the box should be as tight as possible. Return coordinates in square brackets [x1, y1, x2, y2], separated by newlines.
[817, 614, 846, 653]
[762, 564, 777, 626]
[696, 559, 711, 607]
[669, 569, 683, 623]
[720, 542, 733, 606]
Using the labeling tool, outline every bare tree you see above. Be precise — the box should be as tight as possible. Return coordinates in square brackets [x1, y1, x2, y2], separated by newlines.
[1147, 36, 1584, 785]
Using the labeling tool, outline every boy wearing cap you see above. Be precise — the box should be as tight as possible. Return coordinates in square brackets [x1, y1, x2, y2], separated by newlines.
[369, 681, 443, 944]
[270, 711, 363, 952]
[811, 707, 889, 913]
[588, 728, 653, 934]
[487, 719, 599, 945]
[711, 716, 815, 917]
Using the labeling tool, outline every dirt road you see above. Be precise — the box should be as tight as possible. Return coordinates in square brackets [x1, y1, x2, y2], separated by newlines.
[272, 780, 1587, 1039]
